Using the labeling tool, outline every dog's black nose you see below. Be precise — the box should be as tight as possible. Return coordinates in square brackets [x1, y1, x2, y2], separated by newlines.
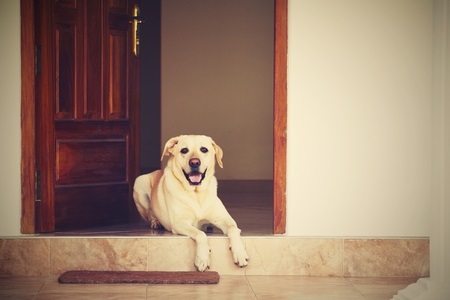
[189, 158, 201, 168]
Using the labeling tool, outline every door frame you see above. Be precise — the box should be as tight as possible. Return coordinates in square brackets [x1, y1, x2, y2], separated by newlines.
[20, 0, 287, 234]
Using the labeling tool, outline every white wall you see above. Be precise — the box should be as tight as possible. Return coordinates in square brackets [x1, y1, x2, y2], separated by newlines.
[287, 0, 433, 236]
[431, 0, 450, 284]
[0, 0, 435, 237]
[0, 0, 22, 236]
[161, 0, 274, 180]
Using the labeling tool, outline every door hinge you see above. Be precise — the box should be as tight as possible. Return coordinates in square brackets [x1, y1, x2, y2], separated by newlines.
[35, 170, 42, 202]
[34, 45, 42, 75]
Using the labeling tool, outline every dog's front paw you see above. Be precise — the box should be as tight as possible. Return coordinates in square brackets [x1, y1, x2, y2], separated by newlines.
[229, 241, 249, 268]
[194, 245, 211, 272]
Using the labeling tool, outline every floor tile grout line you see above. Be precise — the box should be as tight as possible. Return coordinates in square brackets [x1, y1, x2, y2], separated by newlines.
[245, 275, 259, 299]
[34, 275, 51, 300]
[145, 238, 149, 300]
[146, 238, 149, 272]
[342, 238, 344, 277]
[343, 276, 368, 300]
[48, 238, 52, 277]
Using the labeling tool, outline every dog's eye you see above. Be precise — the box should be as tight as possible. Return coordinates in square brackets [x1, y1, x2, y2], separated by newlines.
[200, 147, 208, 153]
[180, 148, 189, 154]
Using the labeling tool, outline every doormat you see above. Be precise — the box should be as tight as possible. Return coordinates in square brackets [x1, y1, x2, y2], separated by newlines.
[58, 270, 220, 284]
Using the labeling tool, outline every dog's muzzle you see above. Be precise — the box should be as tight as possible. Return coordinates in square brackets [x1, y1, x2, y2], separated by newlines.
[183, 158, 206, 185]
[183, 169, 207, 185]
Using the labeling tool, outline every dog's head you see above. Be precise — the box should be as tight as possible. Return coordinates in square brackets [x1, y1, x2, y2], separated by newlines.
[161, 135, 223, 187]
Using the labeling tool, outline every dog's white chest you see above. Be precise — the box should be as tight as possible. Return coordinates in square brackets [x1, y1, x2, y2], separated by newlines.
[186, 191, 211, 220]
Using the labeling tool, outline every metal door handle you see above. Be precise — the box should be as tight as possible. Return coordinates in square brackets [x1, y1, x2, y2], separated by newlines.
[130, 4, 143, 57]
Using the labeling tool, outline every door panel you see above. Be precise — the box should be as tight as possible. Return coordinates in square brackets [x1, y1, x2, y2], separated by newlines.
[54, 0, 79, 120]
[85, 0, 103, 119]
[55, 184, 129, 229]
[55, 139, 127, 185]
[35, 0, 139, 232]
[108, 32, 128, 119]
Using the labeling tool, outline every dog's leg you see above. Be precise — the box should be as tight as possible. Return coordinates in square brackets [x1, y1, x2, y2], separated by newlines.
[133, 174, 151, 222]
[226, 226, 249, 268]
[134, 171, 165, 230]
[171, 222, 211, 272]
[209, 211, 249, 268]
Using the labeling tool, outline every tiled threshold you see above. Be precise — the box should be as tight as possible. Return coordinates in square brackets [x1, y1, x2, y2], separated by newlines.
[0, 236, 429, 278]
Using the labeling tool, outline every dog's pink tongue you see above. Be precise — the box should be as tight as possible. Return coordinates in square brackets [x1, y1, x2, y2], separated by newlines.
[189, 173, 202, 183]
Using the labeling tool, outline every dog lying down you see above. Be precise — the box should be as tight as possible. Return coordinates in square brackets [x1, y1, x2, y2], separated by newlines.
[133, 135, 249, 271]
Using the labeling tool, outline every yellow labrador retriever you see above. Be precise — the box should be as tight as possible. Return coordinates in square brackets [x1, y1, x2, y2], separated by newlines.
[133, 135, 249, 271]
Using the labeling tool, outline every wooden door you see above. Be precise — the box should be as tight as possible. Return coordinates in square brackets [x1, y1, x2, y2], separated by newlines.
[34, 0, 140, 232]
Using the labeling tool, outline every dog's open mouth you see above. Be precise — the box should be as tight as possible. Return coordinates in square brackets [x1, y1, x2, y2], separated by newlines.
[183, 169, 207, 185]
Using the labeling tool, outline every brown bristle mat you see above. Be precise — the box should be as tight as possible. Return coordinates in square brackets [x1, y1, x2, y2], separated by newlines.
[58, 270, 220, 284]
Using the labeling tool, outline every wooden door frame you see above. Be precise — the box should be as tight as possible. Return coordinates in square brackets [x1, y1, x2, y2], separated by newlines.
[273, 0, 287, 234]
[20, 0, 287, 234]
[21, 0, 36, 234]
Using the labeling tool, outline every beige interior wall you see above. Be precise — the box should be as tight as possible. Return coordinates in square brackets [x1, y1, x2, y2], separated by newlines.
[0, 0, 21, 236]
[287, 0, 433, 236]
[161, 0, 274, 180]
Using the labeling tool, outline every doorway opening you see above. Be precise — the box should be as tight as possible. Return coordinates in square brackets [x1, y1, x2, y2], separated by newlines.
[20, 0, 286, 235]
[139, 0, 274, 235]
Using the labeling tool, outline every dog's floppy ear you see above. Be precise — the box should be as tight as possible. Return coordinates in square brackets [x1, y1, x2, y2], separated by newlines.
[160, 136, 182, 161]
[212, 141, 224, 168]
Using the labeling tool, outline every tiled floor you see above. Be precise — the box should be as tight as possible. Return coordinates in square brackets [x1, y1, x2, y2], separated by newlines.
[0, 275, 416, 300]
[1, 184, 421, 299]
